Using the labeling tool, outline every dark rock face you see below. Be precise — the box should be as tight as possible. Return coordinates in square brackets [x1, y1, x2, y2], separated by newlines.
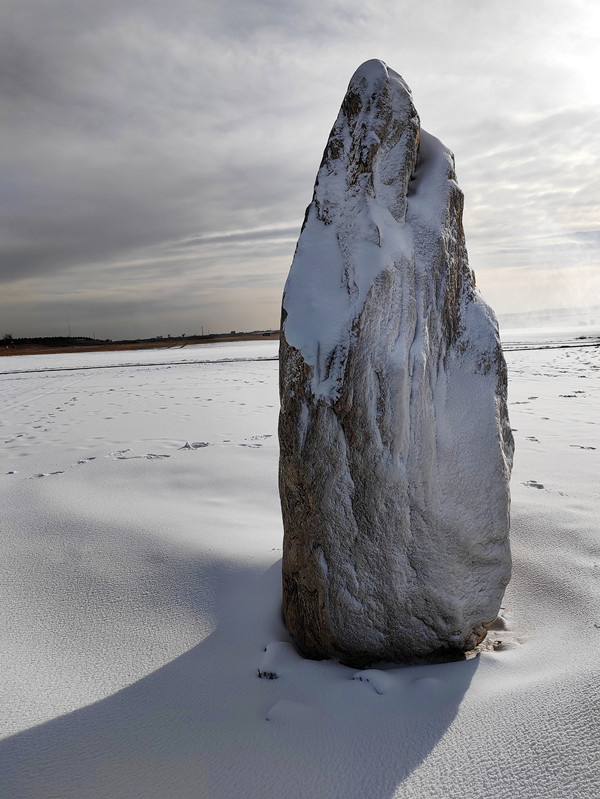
[279, 60, 514, 667]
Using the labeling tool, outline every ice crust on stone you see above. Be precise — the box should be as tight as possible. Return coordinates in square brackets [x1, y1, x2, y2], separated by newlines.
[279, 59, 514, 666]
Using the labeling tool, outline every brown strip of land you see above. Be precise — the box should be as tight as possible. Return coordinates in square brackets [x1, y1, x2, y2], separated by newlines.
[1, 332, 280, 357]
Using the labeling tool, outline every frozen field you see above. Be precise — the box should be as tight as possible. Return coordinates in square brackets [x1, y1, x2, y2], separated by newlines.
[1, 333, 599, 798]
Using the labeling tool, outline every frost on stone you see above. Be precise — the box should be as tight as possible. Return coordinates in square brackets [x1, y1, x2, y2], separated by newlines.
[278, 59, 514, 667]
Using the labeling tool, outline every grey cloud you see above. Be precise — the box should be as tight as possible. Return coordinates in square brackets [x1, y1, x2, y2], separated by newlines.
[2, 0, 599, 337]
[570, 231, 600, 244]
[1, 0, 317, 289]
[178, 225, 300, 248]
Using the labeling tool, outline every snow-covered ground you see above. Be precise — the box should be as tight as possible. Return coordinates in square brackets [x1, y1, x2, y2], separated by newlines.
[1, 332, 599, 798]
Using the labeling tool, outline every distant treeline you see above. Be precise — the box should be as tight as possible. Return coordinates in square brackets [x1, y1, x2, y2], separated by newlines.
[2, 331, 280, 350]
[2, 335, 106, 348]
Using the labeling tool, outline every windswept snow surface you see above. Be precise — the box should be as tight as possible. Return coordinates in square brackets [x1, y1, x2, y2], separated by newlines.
[1, 335, 599, 798]
[0, 340, 279, 375]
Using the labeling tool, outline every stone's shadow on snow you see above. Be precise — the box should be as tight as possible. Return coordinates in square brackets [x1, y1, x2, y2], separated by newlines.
[0, 559, 479, 799]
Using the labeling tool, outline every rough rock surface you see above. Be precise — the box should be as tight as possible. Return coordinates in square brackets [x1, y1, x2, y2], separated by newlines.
[279, 59, 514, 667]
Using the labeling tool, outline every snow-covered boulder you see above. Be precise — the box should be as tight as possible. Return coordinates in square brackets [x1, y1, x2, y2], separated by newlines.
[279, 59, 514, 666]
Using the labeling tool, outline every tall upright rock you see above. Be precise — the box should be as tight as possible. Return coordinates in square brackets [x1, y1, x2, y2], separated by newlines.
[279, 60, 514, 666]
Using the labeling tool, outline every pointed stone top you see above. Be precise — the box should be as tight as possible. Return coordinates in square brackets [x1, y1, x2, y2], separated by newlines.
[350, 58, 388, 82]
[349, 59, 413, 100]
[282, 61, 422, 394]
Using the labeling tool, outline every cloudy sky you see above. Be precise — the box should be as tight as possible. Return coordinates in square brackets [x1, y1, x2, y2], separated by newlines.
[2, 0, 599, 339]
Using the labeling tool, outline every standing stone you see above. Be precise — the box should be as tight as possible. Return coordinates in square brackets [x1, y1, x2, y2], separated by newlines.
[279, 60, 514, 666]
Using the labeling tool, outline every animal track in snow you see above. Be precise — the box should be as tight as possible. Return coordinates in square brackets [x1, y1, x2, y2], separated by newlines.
[352, 669, 395, 695]
[258, 641, 299, 680]
[477, 608, 523, 653]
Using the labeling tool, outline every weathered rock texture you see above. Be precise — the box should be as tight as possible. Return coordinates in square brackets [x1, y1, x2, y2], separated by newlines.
[279, 59, 514, 666]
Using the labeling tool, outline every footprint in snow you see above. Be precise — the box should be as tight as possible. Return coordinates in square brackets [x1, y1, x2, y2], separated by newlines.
[110, 449, 133, 459]
[570, 445, 596, 450]
[523, 480, 544, 490]
[110, 449, 170, 460]
[180, 441, 210, 449]
[239, 434, 273, 448]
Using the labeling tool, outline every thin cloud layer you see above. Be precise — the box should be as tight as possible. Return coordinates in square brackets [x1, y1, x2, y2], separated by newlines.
[2, 0, 599, 337]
